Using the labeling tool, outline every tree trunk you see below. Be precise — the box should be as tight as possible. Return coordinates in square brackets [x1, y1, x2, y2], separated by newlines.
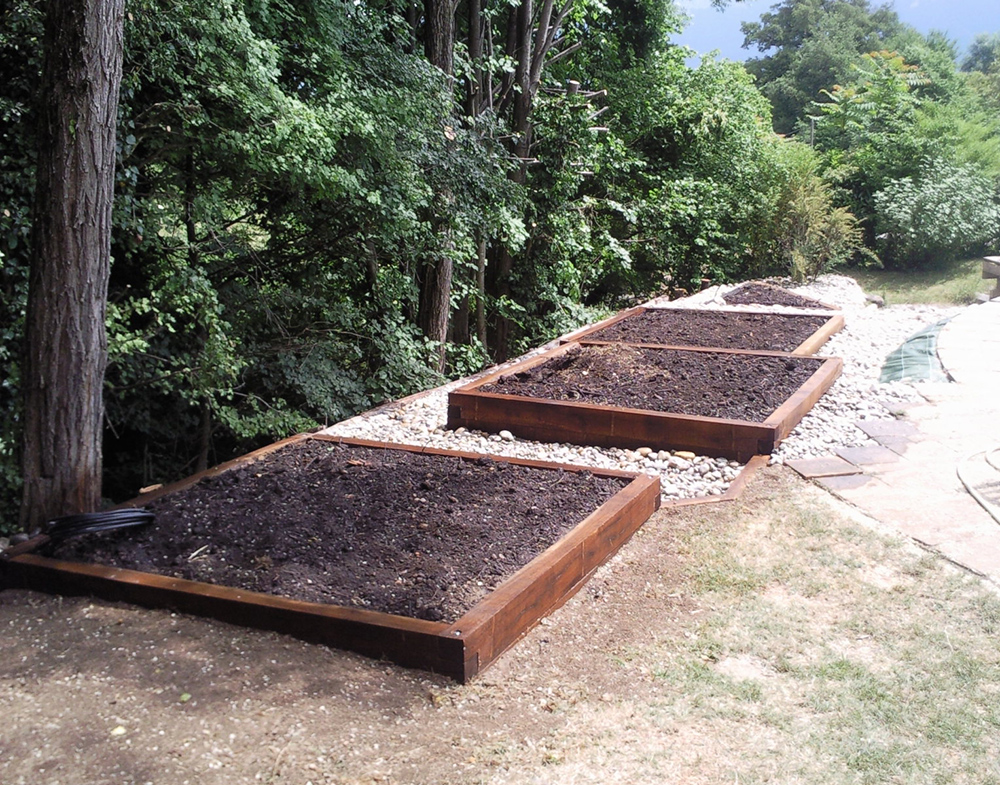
[417, 246, 454, 372]
[419, 0, 456, 373]
[424, 0, 455, 78]
[20, 0, 125, 530]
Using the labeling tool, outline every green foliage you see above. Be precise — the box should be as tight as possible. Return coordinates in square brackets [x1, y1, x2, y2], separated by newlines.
[962, 32, 1000, 74]
[803, 42, 1000, 268]
[742, 0, 913, 134]
[0, 0, 41, 534]
[773, 143, 873, 280]
[814, 51, 928, 134]
[7, 0, 993, 534]
[873, 158, 1000, 268]
[595, 54, 791, 293]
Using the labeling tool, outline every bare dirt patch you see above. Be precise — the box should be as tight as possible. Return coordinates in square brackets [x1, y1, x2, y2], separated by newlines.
[723, 282, 835, 310]
[584, 308, 830, 351]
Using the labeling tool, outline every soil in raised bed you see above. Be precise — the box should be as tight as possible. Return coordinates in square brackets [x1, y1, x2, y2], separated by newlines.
[481, 344, 822, 422]
[586, 309, 829, 352]
[722, 282, 834, 310]
[47, 441, 628, 623]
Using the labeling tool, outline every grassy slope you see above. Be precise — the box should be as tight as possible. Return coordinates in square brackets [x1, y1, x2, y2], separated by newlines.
[849, 257, 994, 306]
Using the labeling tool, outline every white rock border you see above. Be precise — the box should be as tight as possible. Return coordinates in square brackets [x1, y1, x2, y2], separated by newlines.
[322, 275, 957, 499]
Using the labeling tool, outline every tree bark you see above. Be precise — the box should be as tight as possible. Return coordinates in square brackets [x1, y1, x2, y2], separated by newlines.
[20, 0, 125, 529]
[424, 0, 455, 79]
[419, 0, 456, 373]
[417, 243, 454, 372]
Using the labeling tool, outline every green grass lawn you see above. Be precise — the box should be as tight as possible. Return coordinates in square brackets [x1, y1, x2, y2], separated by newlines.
[847, 257, 994, 306]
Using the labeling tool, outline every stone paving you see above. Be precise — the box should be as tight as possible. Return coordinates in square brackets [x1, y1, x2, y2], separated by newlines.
[788, 299, 1000, 586]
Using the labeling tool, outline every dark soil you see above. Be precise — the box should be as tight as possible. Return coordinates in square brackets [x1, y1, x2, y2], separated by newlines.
[482, 344, 822, 422]
[585, 308, 829, 352]
[48, 441, 628, 623]
[722, 282, 835, 310]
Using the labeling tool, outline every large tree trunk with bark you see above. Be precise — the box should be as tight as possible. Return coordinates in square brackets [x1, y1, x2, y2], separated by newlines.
[20, 0, 125, 530]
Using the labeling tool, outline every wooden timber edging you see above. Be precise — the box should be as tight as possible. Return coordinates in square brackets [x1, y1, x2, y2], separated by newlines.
[3, 436, 665, 682]
[559, 305, 844, 356]
[447, 342, 843, 463]
[0, 439, 775, 681]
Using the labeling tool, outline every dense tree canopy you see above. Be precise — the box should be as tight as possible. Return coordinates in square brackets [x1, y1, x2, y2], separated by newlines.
[1, 0, 998, 532]
[741, 0, 910, 134]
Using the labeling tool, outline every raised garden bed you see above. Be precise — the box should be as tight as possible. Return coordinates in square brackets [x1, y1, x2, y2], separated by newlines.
[565, 306, 843, 355]
[448, 342, 843, 461]
[722, 282, 836, 310]
[1, 435, 660, 682]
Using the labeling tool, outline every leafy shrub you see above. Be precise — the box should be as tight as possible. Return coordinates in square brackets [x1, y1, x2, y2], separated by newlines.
[771, 142, 875, 281]
[874, 157, 1000, 268]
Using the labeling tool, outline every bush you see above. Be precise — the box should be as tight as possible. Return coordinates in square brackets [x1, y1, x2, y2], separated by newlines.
[874, 157, 1000, 268]
[758, 142, 874, 281]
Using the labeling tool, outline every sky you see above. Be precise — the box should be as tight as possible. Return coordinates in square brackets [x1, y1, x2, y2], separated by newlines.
[675, 0, 997, 63]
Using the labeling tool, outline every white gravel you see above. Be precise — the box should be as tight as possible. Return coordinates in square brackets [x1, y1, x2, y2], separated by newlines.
[322, 275, 958, 499]
[770, 276, 958, 463]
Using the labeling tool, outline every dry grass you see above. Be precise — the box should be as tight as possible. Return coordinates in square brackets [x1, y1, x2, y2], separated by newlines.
[475, 471, 1000, 784]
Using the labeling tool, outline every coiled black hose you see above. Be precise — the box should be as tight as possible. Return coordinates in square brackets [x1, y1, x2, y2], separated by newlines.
[2, 508, 154, 562]
[43, 508, 154, 541]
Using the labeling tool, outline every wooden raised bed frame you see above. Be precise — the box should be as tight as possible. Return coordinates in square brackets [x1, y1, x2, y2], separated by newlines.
[447, 343, 843, 462]
[560, 305, 844, 356]
[2, 435, 665, 682]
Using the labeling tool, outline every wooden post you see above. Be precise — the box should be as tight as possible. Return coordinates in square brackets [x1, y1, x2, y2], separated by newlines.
[983, 257, 1000, 300]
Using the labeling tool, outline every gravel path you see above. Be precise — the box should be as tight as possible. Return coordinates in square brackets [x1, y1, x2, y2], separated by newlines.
[322, 275, 958, 500]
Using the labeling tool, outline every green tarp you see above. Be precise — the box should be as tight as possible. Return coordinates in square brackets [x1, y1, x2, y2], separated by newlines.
[879, 318, 953, 383]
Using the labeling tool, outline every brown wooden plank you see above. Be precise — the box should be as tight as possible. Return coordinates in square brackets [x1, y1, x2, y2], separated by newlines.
[3, 553, 466, 678]
[580, 474, 661, 576]
[792, 313, 845, 356]
[764, 356, 843, 442]
[983, 257, 1000, 278]
[448, 472, 660, 679]
[309, 434, 641, 478]
[448, 387, 776, 462]
[719, 454, 770, 499]
[447, 342, 840, 461]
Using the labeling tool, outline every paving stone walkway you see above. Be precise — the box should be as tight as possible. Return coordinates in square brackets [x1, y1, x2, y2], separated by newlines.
[789, 300, 1000, 586]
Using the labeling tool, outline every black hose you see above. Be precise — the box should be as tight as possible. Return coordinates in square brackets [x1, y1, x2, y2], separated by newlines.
[44, 508, 154, 541]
